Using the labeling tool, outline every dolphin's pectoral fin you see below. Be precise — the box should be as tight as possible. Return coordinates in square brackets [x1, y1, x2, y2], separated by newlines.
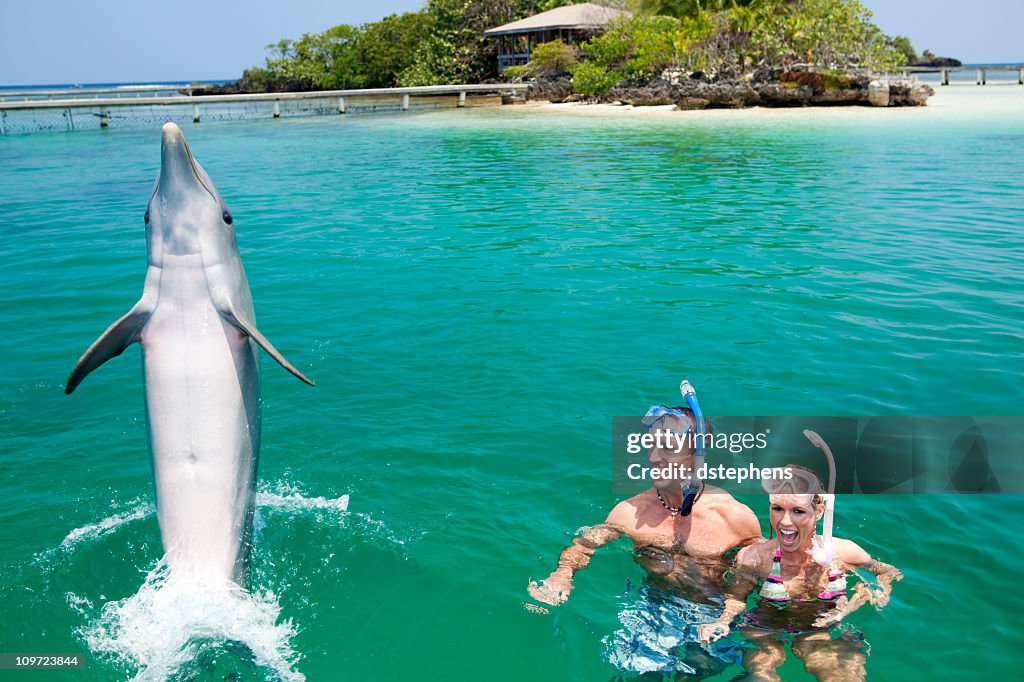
[66, 301, 153, 394]
[220, 308, 315, 386]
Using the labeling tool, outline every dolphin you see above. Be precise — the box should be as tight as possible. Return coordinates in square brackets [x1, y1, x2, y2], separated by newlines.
[66, 122, 313, 585]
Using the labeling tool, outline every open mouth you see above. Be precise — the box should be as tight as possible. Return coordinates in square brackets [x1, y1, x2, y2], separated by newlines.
[779, 529, 799, 547]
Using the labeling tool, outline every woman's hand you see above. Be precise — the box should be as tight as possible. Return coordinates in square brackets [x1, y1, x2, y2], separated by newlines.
[527, 574, 572, 606]
[812, 595, 850, 628]
[867, 582, 891, 608]
[845, 555, 901, 612]
[861, 559, 902, 609]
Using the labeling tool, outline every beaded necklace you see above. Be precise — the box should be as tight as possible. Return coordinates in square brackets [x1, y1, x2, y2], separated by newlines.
[656, 483, 704, 517]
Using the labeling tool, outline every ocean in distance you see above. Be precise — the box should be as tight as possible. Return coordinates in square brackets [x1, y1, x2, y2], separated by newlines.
[0, 80, 230, 91]
[1, 84, 1022, 680]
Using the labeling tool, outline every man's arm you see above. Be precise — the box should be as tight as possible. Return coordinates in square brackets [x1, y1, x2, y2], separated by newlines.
[725, 498, 763, 547]
[527, 502, 630, 606]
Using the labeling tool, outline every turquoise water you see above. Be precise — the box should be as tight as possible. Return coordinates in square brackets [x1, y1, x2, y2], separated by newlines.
[1, 98, 1023, 680]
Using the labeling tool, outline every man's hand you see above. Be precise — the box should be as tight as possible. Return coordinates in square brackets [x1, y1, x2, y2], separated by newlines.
[528, 575, 572, 606]
[697, 623, 730, 644]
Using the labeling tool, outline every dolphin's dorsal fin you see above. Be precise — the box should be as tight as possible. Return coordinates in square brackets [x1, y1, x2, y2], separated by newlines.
[66, 300, 153, 394]
[220, 307, 315, 386]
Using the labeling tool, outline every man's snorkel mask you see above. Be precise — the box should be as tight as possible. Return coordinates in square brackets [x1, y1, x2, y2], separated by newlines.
[641, 380, 707, 517]
[761, 430, 837, 567]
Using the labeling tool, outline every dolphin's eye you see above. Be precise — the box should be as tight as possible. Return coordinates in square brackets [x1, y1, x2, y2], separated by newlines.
[144, 210, 150, 224]
[222, 210, 233, 225]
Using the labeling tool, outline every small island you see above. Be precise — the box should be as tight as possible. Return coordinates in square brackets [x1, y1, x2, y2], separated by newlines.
[205, 0, 945, 109]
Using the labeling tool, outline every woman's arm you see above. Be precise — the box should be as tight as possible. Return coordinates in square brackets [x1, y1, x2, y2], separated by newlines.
[813, 539, 903, 627]
[856, 557, 903, 606]
[837, 538, 904, 606]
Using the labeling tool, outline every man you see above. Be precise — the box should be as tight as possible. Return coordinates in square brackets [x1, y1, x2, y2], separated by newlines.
[528, 405, 762, 675]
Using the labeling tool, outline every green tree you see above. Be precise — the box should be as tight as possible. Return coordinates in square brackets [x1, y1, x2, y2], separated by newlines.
[258, 25, 362, 90]
[540, 0, 634, 9]
[640, 0, 757, 17]
[577, 13, 713, 82]
[400, 0, 550, 86]
[572, 60, 622, 96]
[509, 39, 579, 78]
[781, 0, 905, 70]
[356, 12, 433, 87]
[240, 0, 907, 94]
[889, 35, 917, 63]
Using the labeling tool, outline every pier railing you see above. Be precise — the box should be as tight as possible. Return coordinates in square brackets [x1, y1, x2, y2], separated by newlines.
[898, 65, 1024, 86]
[0, 83, 530, 135]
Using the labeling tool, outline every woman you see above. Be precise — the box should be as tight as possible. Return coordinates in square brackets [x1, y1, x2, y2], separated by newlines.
[699, 432, 902, 682]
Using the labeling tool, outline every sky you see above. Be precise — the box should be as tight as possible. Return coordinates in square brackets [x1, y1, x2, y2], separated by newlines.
[2, 0, 1022, 86]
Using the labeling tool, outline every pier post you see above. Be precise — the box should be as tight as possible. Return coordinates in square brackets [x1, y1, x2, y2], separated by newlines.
[99, 107, 108, 128]
[338, 96, 346, 114]
[193, 104, 200, 123]
[941, 69, 949, 86]
[65, 108, 73, 131]
[402, 94, 409, 111]
[458, 91, 466, 107]
[273, 100, 281, 118]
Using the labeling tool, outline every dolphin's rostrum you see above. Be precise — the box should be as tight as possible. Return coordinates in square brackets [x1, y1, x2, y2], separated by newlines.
[67, 122, 313, 585]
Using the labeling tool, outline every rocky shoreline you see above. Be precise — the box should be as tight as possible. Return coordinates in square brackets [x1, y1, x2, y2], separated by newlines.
[192, 67, 935, 110]
[528, 68, 934, 109]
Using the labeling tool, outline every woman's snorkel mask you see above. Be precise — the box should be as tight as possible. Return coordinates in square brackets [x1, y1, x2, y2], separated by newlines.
[761, 430, 837, 567]
[640, 380, 707, 517]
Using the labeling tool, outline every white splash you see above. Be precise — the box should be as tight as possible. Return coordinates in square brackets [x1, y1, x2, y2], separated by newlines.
[78, 562, 303, 682]
[256, 488, 350, 513]
[255, 482, 405, 547]
[60, 500, 154, 552]
[57, 482, 404, 679]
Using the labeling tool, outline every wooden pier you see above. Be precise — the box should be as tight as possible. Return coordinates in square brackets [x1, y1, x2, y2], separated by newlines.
[899, 65, 1024, 86]
[0, 84, 530, 133]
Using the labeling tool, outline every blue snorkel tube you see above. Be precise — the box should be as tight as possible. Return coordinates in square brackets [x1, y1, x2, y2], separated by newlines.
[679, 380, 705, 516]
[640, 381, 707, 516]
